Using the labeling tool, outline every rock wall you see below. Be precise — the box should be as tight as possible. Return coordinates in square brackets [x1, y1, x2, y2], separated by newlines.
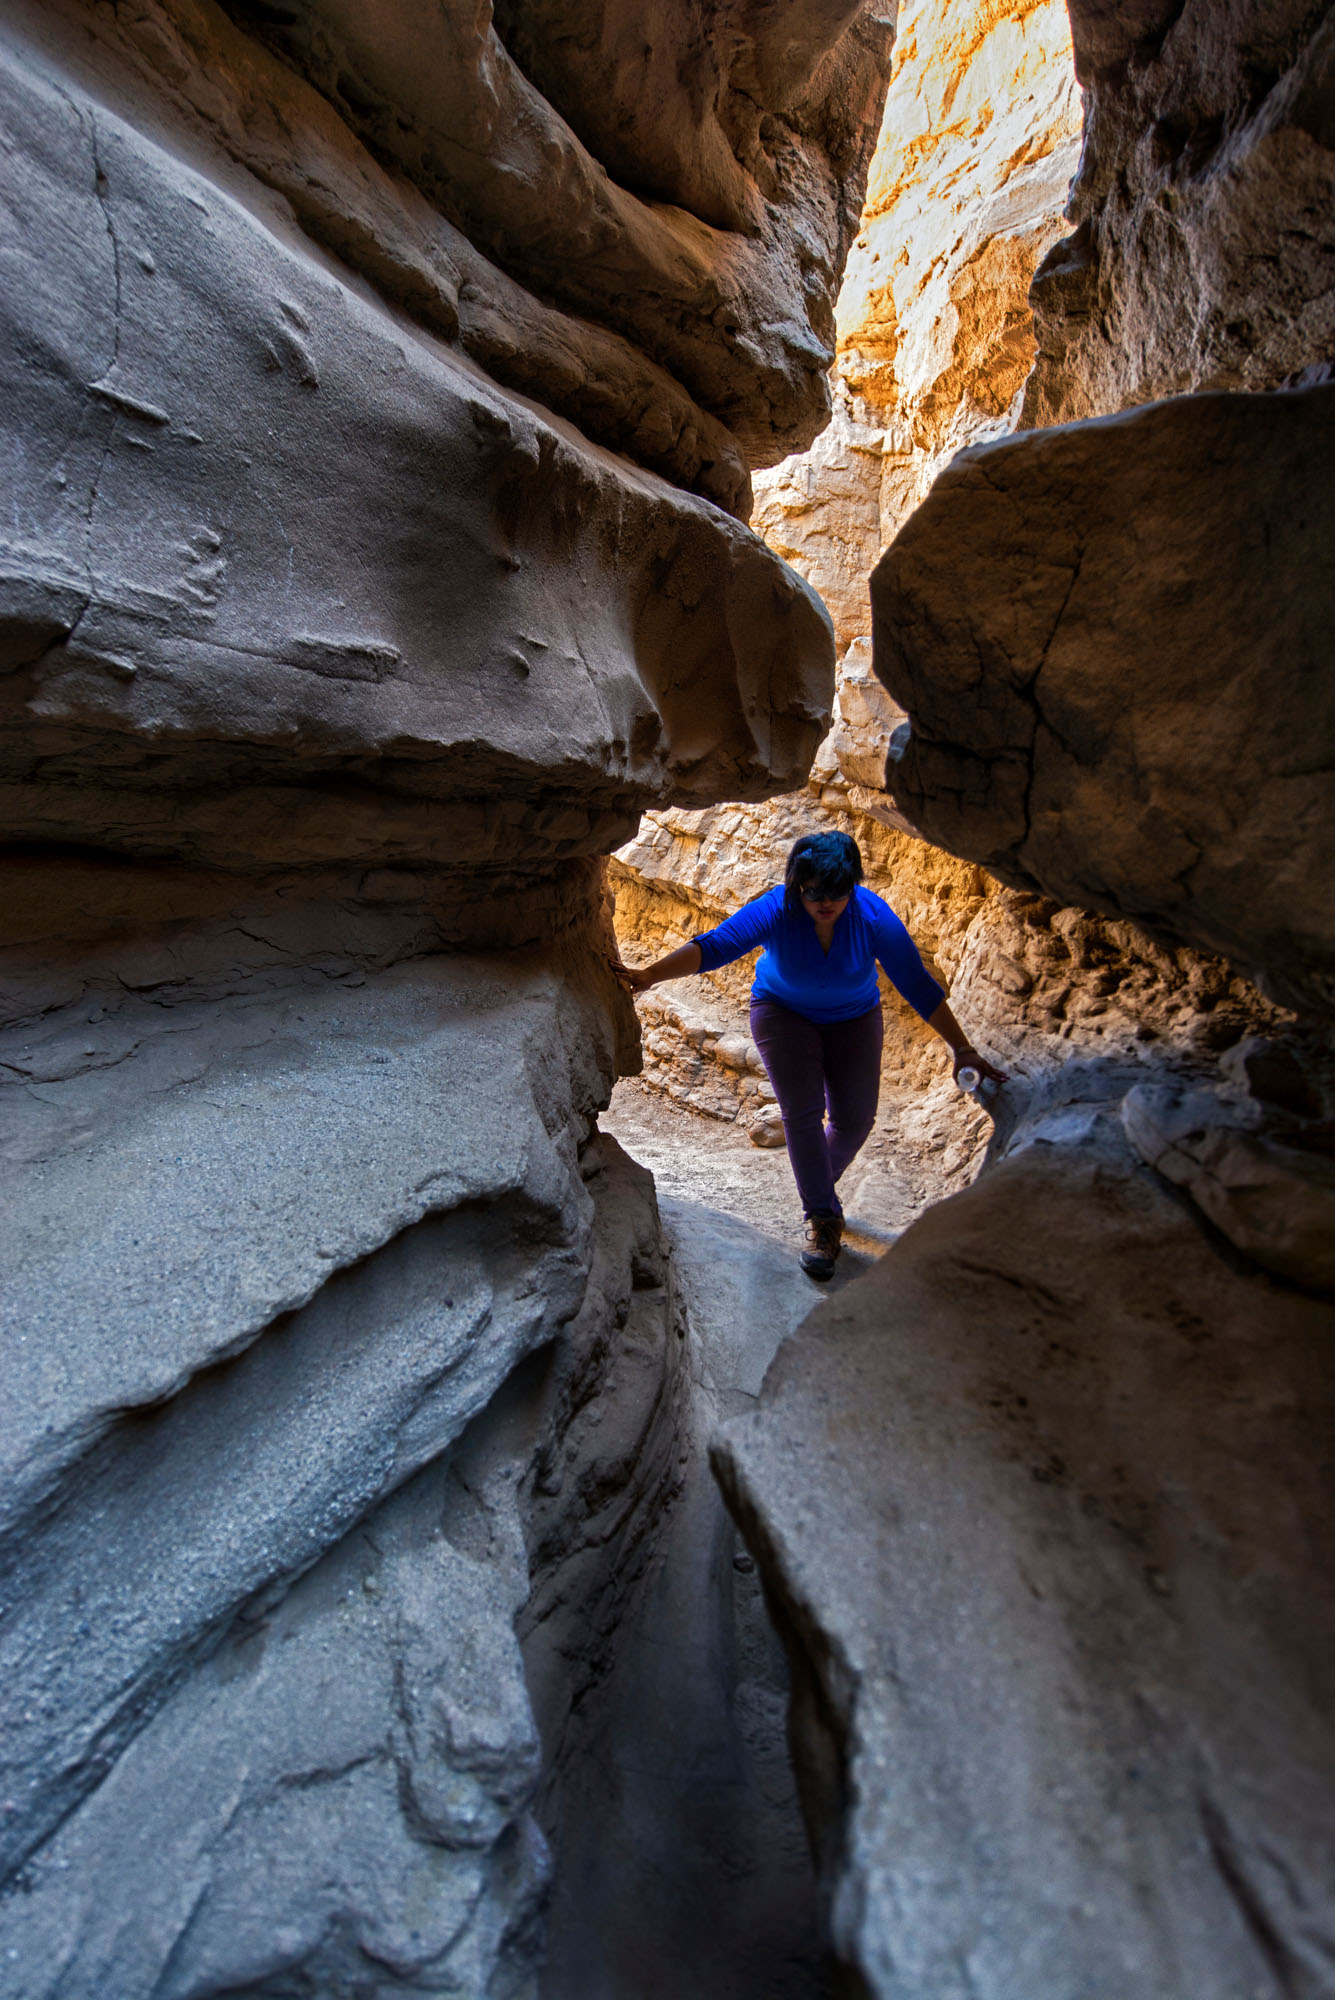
[715, 1072, 1335, 2000]
[700, 3, 1335, 1994]
[875, 381, 1335, 1017]
[1024, 0, 1335, 425]
[610, 0, 1288, 1226]
[610, 0, 1086, 1179]
[0, 0, 894, 1989]
[753, 0, 1083, 648]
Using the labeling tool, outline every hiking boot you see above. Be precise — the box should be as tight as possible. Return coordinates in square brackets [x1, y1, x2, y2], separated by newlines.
[800, 1210, 843, 1280]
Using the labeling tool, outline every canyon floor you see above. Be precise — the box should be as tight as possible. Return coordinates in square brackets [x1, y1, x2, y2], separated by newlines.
[604, 1078, 903, 1279]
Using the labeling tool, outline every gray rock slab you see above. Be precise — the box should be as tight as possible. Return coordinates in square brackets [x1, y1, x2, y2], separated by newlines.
[0, 1331, 557, 1999]
[873, 383, 1335, 1017]
[0, 945, 622, 1893]
[0, 954, 607, 1540]
[0, 18, 834, 867]
[1123, 1081, 1335, 1293]
[715, 1127, 1335, 1999]
[662, 1195, 832, 1409]
[530, 1177, 838, 2000]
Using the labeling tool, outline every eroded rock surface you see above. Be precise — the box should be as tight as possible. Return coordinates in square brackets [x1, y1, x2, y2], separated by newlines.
[523, 1176, 838, 1999]
[1122, 1081, 1335, 1294]
[0, 4, 837, 883]
[754, 0, 1081, 647]
[0, 954, 608, 1948]
[1025, 0, 1335, 425]
[223, 0, 894, 473]
[611, 720, 1287, 1230]
[874, 384, 1335, 1018]
[0, 0, 884, 1987]
[715, 1097, 1335, 1998]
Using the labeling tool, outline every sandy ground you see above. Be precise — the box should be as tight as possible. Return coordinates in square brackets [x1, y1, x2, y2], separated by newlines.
[601, 1078, 901, 1279]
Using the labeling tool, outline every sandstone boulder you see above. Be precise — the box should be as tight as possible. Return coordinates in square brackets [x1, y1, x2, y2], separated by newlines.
[873, 383, 1335, 1017]
[715, 1114, 1335, 1997]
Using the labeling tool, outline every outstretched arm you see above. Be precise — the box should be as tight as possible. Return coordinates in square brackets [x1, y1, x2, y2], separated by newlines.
[607, 941, 703, 994]
[925, 998, 1008, 1083]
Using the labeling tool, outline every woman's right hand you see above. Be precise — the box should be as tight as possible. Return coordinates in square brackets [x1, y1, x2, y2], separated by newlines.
[606, 954, 652, 994]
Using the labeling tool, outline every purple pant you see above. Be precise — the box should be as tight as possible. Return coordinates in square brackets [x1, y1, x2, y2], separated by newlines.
[750, 999, 883, 1216]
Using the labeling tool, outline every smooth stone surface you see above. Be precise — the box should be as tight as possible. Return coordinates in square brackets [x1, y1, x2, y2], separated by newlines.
[0, 950, 614, 1890]
[226, 0, 895, 465]
[528, 1187, 837, 1999]
[873, 384, 1335, 1017]
[0, 1137, 676, 2000]
[0, 953, 607, 1538]
[0, 18, 834, 870]
[714, 1123, 1335, 1999]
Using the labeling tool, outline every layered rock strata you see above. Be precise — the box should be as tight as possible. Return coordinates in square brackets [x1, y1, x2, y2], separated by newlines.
[754, 0, 1082, 647]
[0, 956, 617, 1990]
[223, 0, 896, 484]
[697, 6, 1335, 1993]
[0, 0, 890, 1988]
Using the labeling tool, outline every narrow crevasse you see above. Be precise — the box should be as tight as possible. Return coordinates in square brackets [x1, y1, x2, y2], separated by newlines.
[3, 0, 1334, 1994]
[517, 1143, 839, 1999]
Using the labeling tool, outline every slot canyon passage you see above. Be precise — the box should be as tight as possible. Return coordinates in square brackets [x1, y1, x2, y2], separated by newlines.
[1, 0, 1334, 1991]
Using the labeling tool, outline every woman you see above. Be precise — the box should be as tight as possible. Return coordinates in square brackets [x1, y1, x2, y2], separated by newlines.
[609, 830, 1006, 1278]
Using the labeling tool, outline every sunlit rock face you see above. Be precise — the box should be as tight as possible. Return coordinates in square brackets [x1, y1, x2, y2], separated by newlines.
[0, 0, 891, 1990]
[612, 0, 1289, 1205]
[754, 0, 1082, 647]
[1025, 0, 1335, 425]
[709, 6, 1335, 1994]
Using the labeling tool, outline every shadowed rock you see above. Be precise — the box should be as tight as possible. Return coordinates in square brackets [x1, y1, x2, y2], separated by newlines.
[223, 0, 894, 466]
[872, 383, 1335, 1017]
[1024, 0, 1335, 423]
[0, 0, 893, 1984]
[715, 1115, 1335, 1999]
[1122, 1081, 1335, 1294]
[0, 14, 837, 880]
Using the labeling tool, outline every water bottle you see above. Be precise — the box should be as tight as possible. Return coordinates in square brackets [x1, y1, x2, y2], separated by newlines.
[957, 1064, 981, 1094]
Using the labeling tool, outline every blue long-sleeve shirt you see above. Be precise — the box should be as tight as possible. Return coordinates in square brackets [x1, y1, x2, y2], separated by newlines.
[693, 885, 945, 1025]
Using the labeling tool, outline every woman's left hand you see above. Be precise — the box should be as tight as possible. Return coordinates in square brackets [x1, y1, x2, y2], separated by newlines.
[954, 1045, 1008, 1084]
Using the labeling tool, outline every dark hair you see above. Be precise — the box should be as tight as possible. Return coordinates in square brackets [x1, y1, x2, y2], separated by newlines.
[784, 831, 862, 908]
